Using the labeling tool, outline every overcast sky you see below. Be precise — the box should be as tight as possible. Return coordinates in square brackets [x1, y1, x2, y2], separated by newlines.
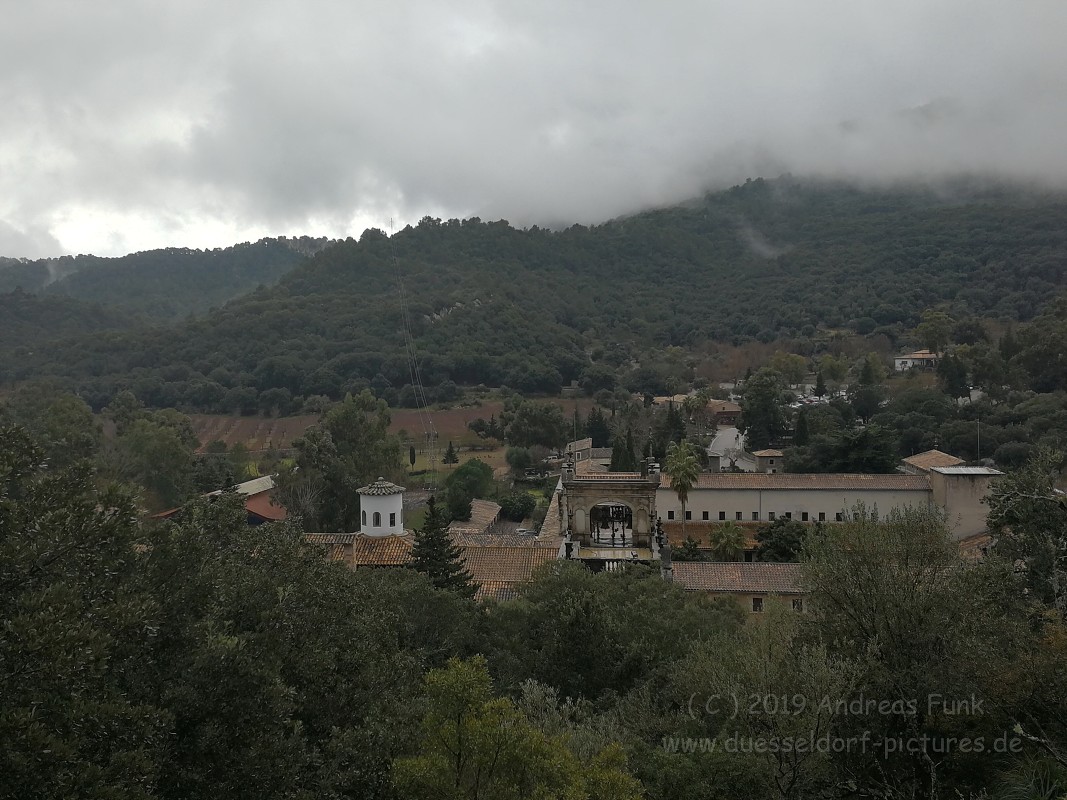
[2, 1, 1065, 258]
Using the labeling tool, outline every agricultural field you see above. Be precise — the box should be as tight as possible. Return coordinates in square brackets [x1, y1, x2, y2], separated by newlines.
[188, 414, 320, 452]
[389, 397, 597, 445]
[186, 396, 596, 457]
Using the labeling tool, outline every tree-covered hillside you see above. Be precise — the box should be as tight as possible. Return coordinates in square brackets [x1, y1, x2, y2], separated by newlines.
[0, 289, 139, 350]
[0, 236, 331, 318]
[2, 178, 1066, 410]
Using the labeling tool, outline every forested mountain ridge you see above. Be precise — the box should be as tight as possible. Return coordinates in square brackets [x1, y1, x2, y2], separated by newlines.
[0, 235, 331, 318]
[2, 178, 1066, 411]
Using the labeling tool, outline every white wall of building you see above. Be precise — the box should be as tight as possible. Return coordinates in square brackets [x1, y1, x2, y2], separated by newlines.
[359, 493, 404, 536]
[657, 487, 933, 524]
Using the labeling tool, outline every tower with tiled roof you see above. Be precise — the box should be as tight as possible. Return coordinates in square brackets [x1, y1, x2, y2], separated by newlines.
[357, 477, 405, 536]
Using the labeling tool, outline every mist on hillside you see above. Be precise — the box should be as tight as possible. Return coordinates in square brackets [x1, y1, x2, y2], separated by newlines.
[1, 1, 1065, 258]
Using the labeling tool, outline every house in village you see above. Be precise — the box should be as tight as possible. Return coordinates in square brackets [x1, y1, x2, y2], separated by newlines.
[894, 349, 940, 371]
[154, 475, 287, 525]
[898, 448, 964, 475]
[706, 399, 742, 426]
[751, 449, 784, 473]
[671, 562, 806, 613]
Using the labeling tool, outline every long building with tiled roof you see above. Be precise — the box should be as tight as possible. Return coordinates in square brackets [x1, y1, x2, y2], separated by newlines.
[659, 473, 932, 491]
[657, 464, 1001, 540]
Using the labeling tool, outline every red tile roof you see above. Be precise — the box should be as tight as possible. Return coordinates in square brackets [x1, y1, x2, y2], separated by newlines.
[349, 534, 415, 566]
[460, 546, 558, 587]
[446, 499, 502, 536]
[901, 449, 964, 472]
[673, 562, 805, 594]
[660, 473, 930, 491]
[304, 532, 559, 600]
[707, 400, 741, 414]
[244, 491, 287, 521]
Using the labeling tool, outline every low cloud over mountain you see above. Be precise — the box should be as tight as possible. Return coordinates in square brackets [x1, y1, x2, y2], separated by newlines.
[2, 1, 1065, 256]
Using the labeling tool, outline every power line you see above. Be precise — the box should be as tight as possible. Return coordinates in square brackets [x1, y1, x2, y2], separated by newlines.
[389, 221, 439, 490]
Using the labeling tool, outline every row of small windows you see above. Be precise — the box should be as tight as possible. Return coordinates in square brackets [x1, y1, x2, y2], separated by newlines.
[667, 510, 844, 522]
[360, 510, 397, 527]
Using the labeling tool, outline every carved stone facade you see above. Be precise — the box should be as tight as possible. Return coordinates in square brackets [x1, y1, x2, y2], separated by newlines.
[560, 469, 660, 548]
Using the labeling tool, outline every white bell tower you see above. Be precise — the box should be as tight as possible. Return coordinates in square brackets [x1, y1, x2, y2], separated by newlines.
[357, 477, 405, 536]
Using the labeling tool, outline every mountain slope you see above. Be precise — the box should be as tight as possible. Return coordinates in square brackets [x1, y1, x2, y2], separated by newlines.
[2, 178, 1066, 410]
[0, 236, 331, 318]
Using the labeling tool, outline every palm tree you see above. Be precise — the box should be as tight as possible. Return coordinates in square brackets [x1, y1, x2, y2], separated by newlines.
[664, 440, 701, 540]
[708, 522, 746, 562]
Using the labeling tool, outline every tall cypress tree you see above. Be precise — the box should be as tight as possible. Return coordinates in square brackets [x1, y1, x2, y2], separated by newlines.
[794, 410, 810, 446]
[625, 428, 637, 471]
[410, 496, 475, 598]
[585, 407, 611, 448]
[814, 371, 827, 398]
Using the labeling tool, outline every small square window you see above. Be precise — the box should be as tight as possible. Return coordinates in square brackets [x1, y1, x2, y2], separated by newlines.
[702, 511, 709, 521]
[719, 511, 726, 521]
[667, 510, 675, 520]
[751, 511, 758, 521]
[685, 510, 692, 520]
[769, 459, 775, 465]
[835, 513, 843, 522]
[785, 512, 792, 520]
[819, 512, 826, 522]
[768, 512, 776, 521]
[736, 512, 743, 521]
[752, 597, 764, 613]
[792, 598, 804, 613]
[802, 512, 809, 522]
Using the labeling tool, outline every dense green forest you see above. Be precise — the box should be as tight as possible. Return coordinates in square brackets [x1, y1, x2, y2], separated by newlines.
[0, 235, 329, 319]
[2, 178, 1066, 411]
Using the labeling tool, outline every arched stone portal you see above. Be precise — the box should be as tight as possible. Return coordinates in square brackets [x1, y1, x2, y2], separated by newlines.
[560, 467, 660, 549]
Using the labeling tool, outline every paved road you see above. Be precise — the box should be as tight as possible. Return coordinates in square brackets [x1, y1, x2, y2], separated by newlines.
[707, 426, 755, 471]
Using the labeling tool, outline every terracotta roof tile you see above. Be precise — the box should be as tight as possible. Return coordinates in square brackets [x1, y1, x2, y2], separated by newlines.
[244, 491, 287, 521]
[660, 473, 930, 491]
[303, 532, 558, 599]
[752, 449, 784, 457]
[673, 562, 805, 594]
[474, 581, 522, 602]
[901, 449, 964, 472]
[304, 533, 357, 545]
[356, 477, 406, 496]
[349, 533, 415, 566]
[461, 545, 558, 583]
[707, 400, 741, 413]
[453, 533, 555, 548]
[447, 499, 501, 536]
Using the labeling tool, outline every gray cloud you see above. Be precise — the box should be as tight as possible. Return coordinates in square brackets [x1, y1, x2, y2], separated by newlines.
[1, 0, 1065, 256]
